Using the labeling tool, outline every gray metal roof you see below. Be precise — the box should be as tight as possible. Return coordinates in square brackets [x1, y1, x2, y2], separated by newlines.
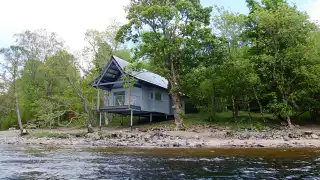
[113, 56, 168, 89]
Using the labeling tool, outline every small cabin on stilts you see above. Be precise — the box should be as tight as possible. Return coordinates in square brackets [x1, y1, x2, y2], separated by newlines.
[90, 56, 185, 129]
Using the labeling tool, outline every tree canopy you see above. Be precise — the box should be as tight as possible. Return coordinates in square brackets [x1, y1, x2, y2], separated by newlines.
[0, 0, 319, 131]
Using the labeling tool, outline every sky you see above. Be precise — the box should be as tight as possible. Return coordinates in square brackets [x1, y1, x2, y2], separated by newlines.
[0, 0, 319, 54]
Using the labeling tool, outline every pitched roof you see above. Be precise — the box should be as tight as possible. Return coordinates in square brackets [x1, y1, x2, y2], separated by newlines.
[113, 56, 168, 89]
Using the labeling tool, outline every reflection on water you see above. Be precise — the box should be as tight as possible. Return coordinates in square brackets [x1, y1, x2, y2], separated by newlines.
[0, 145, 320, 180]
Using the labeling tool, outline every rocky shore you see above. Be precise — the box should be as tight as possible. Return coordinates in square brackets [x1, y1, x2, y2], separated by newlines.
[1, 126, 320, 148]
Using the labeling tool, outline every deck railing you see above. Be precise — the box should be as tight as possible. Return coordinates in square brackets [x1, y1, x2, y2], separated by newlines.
[126, 95, 141, 107]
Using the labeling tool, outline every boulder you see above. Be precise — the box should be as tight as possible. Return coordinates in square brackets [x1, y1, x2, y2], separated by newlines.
[311, 134, 319, 139]
[304, 131, 313, 136]
[86, 132, 102, 140]
[257, 144, 265, 147]
[195, 144, 202, 148]
[172, 142, 182, 147]
[283, 136, 290, 141]
[288, 133, 299, 139]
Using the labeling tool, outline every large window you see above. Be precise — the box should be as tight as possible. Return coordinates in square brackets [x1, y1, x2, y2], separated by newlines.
[155, 91, 162, 101]
[114, 91, 125, 105]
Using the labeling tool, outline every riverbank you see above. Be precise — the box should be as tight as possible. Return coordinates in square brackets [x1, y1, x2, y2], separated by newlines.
[1, 125, 320, 148]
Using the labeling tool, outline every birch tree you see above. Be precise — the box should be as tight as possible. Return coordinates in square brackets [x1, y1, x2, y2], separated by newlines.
[0, 46, 28, 135]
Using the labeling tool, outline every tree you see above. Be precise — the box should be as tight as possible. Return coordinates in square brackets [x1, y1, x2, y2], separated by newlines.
[245, 0, 318, 127]
[0, 46, 28, 135]
[14, 29, 65, 61]
[55, 51, 96, 133]
[117, 0, 214, 130]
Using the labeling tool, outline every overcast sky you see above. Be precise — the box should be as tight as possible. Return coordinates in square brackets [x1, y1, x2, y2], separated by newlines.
[0, 0, 319, 53]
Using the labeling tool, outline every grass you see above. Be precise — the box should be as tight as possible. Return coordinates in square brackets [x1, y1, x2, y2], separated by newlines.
[32, 131, 69, 138]
[103, 111, 273, 131]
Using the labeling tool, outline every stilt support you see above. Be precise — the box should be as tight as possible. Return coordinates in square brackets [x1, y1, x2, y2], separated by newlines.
[150, 113, 152, 124]
[130, 109, 133, 131]
[99, 112, 102, 131]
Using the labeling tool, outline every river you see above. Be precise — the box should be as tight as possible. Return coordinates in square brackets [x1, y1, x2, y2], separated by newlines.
[0, 145, 320, 179]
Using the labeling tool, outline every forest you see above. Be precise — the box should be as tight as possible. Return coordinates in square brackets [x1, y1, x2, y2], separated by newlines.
[0, 0, 319, 134]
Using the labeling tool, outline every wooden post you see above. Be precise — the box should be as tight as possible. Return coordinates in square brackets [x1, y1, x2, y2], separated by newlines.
[130, 109, 133, 131]
[99, 112, 102, 131]
[97, 88, 100, 109]
[129, 87, 132, 105]
[150, 113, 152, 124]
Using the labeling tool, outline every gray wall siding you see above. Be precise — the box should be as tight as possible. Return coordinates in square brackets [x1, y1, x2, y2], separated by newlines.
[153, 87, 170, 114]
[109, 87, 142, 107]
[107, 79, 182, 115]
[141, 84, 153, 112]
[141, 84, 170, 114]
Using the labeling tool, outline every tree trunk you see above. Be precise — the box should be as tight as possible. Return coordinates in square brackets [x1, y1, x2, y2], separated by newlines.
[169, 59, 184, 130]
[247, 100, 252, 121]
[83, 96, 94, 133]
[286, 115, 293, 128]
[253, 88, 264, 120]
[14, 90, 26, 135]
[103, 90, 112, 125]
[311, 110, 320, 123]
[282, 95, 293, 128]
[211, 88, 216, 117]
[13, 74, 27, 136]
[232, 95, 238, 121]
[172, 92, 184, 130]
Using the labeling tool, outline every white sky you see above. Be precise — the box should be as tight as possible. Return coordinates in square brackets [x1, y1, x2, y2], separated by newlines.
[306, 0, 320, 24]
[0, 0, 319, 53]
[0, 0, 130, 52]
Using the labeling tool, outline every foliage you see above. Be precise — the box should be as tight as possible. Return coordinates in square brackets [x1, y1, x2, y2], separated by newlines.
[1, 0, 320, 131]
[117, 0, 215, 129]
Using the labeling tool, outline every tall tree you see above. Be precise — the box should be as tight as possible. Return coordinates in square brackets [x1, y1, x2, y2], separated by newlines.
[117, 0, 214, 130]
[0, 46, 28, 135]
[14, 29, 65, 61]
[245, 0, 318, 127]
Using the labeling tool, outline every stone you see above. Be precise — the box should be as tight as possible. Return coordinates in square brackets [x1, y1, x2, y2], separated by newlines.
[283, 136, 290, 141]
[110, 133, 118, 138]
[311, 134, 319, 139]
[86, 132, 102, 140]
[257, 144, 265, 147]
[195, 144, 202, 148]
[172, 142, 181, 147]
[304, 131, 313, 135]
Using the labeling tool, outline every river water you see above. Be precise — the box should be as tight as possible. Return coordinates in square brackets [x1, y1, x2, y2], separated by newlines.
[0, 145, 320, 180]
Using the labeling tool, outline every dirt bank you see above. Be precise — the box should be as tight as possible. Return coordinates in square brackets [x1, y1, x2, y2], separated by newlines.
[1, 126, 320, 148]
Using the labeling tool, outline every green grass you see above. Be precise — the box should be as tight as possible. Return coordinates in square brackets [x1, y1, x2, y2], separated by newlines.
[107, 111, 272, 131]
[32, 132, 69, 138]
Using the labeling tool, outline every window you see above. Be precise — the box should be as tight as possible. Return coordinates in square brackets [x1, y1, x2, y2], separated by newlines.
[150, 91, 154, 99]
[114, 91, 125, 105]
[155, 91, 162, 101]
